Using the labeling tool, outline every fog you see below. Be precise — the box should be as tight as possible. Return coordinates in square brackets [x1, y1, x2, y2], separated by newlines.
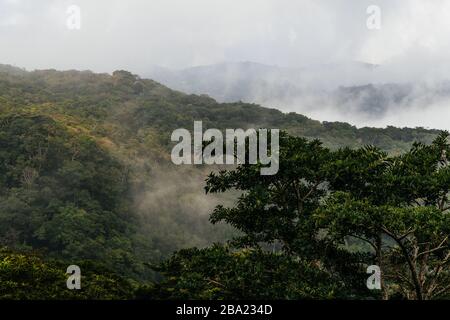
[2, 0, 450, 73]
[133, 165, 237, 256]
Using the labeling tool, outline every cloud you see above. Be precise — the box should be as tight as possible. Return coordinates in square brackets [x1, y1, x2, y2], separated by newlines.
[0, 0, 448, 72]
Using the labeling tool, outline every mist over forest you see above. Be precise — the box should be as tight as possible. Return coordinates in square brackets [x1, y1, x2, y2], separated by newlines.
[0, 0, 450, 303]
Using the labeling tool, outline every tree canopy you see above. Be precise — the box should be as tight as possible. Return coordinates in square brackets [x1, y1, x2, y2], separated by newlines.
[152, 132, 450, 300]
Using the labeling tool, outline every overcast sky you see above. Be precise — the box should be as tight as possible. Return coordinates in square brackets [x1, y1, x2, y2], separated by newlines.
[1, 0, 450, 76]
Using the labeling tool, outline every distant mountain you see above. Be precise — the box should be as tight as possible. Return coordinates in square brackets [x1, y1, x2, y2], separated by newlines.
[145, 61, 378, 103]
[145, 62, 450, 129]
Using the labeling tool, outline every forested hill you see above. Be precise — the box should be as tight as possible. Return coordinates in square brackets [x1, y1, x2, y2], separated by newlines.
[0, 65, 440, 283]
[0, 64, 438, 153]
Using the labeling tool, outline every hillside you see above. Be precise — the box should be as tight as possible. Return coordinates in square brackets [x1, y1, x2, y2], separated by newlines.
[0, 65, 441, 280]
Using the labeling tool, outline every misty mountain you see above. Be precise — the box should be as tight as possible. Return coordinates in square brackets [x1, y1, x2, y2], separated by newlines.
[145, 61, 378, 102]
[146, 62, 450, 129]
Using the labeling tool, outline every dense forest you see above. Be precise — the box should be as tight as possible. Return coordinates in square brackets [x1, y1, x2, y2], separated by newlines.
[0, 64, 447, 299]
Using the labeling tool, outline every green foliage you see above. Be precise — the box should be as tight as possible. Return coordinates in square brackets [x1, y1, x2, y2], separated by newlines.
[317, 132, 450, 300]
[144, 245, 345, 300]
[0, 248, 134, 300]
[0, 113, 139, 278]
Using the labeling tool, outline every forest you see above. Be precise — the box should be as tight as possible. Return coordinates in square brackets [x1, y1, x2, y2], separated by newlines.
[0, 65, 448, 299]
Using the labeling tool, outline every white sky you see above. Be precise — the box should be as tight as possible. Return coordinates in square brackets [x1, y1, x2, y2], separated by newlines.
[1, 0, 450, 76]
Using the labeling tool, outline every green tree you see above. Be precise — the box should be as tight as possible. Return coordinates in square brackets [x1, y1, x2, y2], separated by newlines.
[317, 132, 450, 300]
[151, 133, 372, 299]
[153, 131, 450, 300]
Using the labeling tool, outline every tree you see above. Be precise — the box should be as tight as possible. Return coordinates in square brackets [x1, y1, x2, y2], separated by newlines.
[153, 131, 450, 300]
[151, 133, 372, 299]
[317, 132, 450, 300]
